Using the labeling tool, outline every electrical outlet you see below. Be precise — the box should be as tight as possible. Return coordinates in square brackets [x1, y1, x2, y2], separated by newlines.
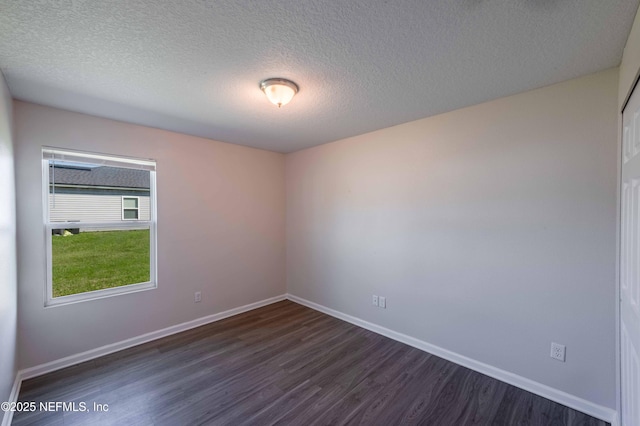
[195, 291, 202, 303]
[372, 295, 378, 307]
[379, 296, 386, 309]
[550, 342, 565, 362]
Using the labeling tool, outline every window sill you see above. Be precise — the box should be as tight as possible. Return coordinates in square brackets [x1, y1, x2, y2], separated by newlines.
[45, 281, 157, 308]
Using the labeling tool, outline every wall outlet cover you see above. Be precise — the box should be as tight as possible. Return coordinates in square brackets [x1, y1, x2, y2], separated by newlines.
[379, 296, 386, 308]
[550, 342, 565, 362]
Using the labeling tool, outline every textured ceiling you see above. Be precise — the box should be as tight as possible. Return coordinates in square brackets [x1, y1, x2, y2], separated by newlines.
[0, 1, 638, 153]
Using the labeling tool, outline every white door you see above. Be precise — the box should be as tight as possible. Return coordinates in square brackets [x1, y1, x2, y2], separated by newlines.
[621, 82, 640, 426]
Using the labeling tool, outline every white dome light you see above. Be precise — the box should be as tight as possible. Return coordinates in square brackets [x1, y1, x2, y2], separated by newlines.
[260, 78, 299, 108]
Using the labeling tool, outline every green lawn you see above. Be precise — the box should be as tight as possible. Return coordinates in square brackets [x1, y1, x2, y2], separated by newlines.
[52, 229, 150, 298]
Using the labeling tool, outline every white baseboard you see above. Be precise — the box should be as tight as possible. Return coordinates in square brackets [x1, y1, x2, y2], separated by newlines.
[286, 293, 617, 425]
[1, 372, 23, 426]
[610, 414, 620, 426]
[19, 294, 286, 381]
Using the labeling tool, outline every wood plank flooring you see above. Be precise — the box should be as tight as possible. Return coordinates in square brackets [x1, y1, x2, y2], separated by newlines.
[13, 300, 608, 425]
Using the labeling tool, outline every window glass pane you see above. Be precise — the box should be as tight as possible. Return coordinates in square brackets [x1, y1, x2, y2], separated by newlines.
[51, 227, 150, 298]
[123, 198, 138, 208]
[49, 160, 150, 223]
[123, 209, 138, 220]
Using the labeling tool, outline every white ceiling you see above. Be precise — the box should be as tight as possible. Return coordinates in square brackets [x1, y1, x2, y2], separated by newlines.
[1, 1, 638, 153]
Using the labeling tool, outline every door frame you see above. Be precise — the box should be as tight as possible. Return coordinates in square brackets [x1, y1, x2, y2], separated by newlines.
[618, 72, 640, 426]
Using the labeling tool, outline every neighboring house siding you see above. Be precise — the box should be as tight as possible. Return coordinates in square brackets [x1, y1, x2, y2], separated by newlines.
[49, 193, 150, 223]
[47, 164, 151, 227]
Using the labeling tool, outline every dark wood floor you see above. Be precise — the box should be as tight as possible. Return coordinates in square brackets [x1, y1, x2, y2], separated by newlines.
[13, 300, 607, 426]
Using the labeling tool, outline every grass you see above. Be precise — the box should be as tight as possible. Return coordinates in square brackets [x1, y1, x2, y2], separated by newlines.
[52, 229, 150, 298]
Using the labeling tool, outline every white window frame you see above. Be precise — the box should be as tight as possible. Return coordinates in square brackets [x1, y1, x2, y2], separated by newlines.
[42, 147, 158, 307]
[122, 196, 140, 220]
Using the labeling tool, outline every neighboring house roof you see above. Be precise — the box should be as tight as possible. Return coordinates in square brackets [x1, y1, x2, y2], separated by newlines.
[49, 165, 150, 189]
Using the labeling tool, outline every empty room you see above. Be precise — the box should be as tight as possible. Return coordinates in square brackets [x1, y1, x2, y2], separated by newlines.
[1, 1, 640, 425]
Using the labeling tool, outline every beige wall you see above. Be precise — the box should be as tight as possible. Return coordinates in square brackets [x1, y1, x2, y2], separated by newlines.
[0, 73, 17, 413]
[286, 69, 619, 408]
[15, 102, 286, 368]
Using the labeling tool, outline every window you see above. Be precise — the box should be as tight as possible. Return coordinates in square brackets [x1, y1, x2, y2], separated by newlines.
[43, 148, 157, 306]
[122, 196, 140, 220]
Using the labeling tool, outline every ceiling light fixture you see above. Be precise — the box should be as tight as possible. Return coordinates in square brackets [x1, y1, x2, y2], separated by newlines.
[260, 78, 298, 108]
